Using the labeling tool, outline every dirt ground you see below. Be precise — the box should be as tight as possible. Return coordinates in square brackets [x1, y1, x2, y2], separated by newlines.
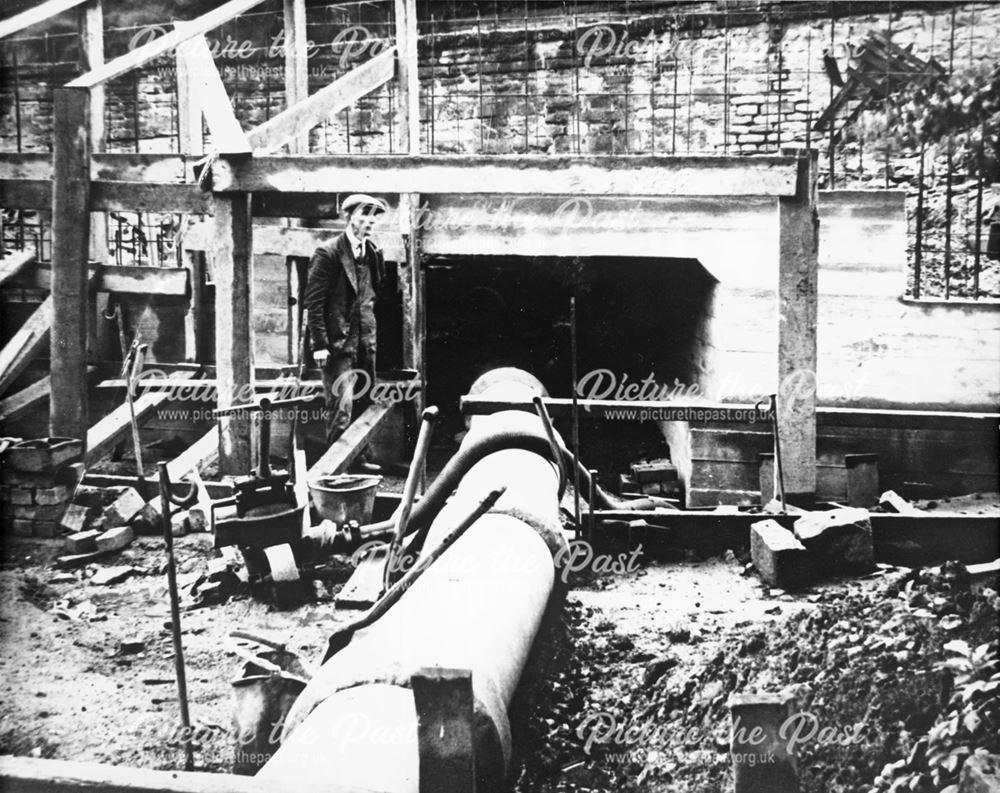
[0, 496, 996, 789]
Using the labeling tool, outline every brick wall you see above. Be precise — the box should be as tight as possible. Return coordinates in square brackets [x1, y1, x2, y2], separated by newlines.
[2, 2, 997, 161]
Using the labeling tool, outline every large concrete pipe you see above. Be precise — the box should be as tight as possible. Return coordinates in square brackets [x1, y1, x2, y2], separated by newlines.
[257, 369, 567, 792]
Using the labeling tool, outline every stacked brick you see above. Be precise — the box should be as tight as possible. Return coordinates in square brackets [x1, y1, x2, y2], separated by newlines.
[0, 438, 84, 538]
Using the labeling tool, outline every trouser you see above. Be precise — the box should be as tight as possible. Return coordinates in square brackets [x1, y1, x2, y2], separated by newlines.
[320, 346, 375, 446]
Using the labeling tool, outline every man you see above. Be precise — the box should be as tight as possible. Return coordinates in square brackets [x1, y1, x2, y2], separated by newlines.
[304, 193, 387, 451]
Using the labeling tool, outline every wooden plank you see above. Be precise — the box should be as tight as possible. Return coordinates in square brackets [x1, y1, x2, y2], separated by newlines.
[818, 407, 1000, 431]
[85, 372, 195, 463]
[0, 249, 36, 287]
[394, 0, 420, 152]
[19, 263, 189, 296]
[91, 154, 194, 183]
[411, 668, 476, 793]
[777, 149, 819, 506]
[176, 35, 251, 155]
[182, 219, 405, 262]
[282, 0, 309, 154]
[0, 296, 52, 396]
[212, 194, 254, 474]
[0, 179, 51, 209]
[91, 181, 211, 214]
[4, 156, 198, 193]
[0, 755, 372, 793]
[67, 0, 267, 89]
[49, 88, 92, 441]
[0, 0, 88, 38]
[460, 395, 771, 419]
[96, 378, 323, 393]
[166, 426, 218, 480]
[211, 154, 801, 196]
[183, 249, 205, 362]
[247, 47, 395, 154]
[0, 154, 52, 181]
[308, 402, 395, 476]
[0, 367, 97, 424]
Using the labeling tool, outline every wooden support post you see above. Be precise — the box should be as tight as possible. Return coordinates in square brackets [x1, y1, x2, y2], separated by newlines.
[176, 28, 205, 365]
[729, 693, 800, 793]
[777, 149, 818, 508]
[282, 0, 309, 154]
[80, 0, 111, 362]
[411, 667, 476, 793]
[50, 87, 92, 441]
[212, 193, 254, 474]
[395, 0, 425, 469]
[845, 453, 879, 508]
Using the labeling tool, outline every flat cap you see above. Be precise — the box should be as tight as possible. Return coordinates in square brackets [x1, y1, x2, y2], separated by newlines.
[342, 193, 387, 215]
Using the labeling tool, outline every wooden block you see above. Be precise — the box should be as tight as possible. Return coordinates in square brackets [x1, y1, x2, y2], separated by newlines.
[411, 667, 475, 793]
[187, 505, 208, 533]
[879, 489, 919, 515]
[845, 454, 879, 508]
[65, 529, 100, 554]
[71, 485, 106, 509]
[335, 545, 387, 609]
[95, 525, 135, 553]
[730, 693, 800, 793]
[171, 510, 189, 537]
[60, 503, 93, 533]
[131, 501, 162, 534]
[750, 519, 812, 589]
[618, 473, 639, 494]
[631, 459, 678, 483]
[104, 487, 145, 527]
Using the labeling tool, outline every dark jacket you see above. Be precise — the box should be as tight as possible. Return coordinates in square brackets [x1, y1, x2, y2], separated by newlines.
[304, 232, 385, 357]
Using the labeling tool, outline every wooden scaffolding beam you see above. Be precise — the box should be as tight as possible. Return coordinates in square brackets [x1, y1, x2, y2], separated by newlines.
[247, 47, 395, 154]
[49, 87, 92, 442]
[212, 194, 254, 474]
[210, 154, 801, 196]
[777, 149, 819, 506]
[282, 0, 309, 153]
[0, 0, 89, 39]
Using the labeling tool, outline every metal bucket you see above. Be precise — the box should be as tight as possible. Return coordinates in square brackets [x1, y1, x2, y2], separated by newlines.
[231, 648, 310, 775]
[308, 474, 381, 525]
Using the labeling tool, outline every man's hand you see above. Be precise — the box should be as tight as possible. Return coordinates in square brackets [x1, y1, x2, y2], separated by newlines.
[314, 349, 330, 366]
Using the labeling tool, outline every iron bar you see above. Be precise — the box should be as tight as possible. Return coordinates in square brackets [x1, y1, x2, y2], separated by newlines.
[914, 138, 925, 299]
[973, 124, 984, 298]
[570, 291, 581, 533]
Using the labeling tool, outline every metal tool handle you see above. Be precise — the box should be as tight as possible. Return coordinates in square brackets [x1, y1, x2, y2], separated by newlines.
[532, 395, 567, 498]
[383, 406, 439, 591]
[157, 461, 194, 771]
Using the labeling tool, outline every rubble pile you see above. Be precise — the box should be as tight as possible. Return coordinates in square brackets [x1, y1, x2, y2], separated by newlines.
[622, 563, 999, 792]
[513, 563, 998, 793]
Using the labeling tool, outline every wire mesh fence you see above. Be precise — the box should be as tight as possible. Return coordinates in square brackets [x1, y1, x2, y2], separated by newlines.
[0, 0, 996, 298]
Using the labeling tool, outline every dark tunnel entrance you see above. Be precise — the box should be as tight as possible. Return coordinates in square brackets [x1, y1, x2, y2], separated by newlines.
[425, 255, 718, 470]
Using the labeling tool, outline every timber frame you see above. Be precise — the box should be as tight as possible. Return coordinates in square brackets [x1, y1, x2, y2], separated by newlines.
[0, 0, 820, 500]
